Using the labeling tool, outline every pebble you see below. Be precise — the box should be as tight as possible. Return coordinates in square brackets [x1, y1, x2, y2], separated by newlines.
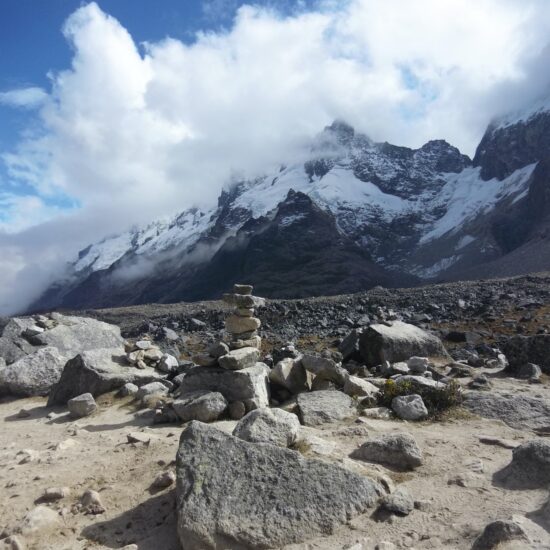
[152, 470, 176, 489]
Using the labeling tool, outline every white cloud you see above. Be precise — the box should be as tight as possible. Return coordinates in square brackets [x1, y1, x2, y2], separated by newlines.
[0, 87, 48, 109]
[1, 0, 550, 314]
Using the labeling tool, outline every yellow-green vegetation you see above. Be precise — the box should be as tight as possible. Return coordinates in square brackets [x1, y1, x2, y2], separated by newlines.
[380, 378, 463, 416]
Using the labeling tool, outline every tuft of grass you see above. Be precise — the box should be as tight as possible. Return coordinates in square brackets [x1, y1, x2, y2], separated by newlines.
[379, 378, 463, 416]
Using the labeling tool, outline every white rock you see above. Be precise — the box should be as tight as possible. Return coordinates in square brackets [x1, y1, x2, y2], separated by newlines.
[18, 506, 60, 535]
[391, 394, 428, 421]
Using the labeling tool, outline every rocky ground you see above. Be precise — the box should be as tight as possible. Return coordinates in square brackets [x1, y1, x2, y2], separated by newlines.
[2, 273, 550, 549]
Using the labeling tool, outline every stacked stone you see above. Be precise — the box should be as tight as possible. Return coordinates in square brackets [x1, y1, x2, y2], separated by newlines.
[212, 284, 265, 371]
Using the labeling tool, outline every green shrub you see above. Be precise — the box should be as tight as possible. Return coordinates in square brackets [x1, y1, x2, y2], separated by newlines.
[379, 378, 462, 416]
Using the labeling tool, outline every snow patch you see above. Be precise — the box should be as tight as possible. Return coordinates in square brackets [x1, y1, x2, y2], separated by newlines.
[455, 235, 476, 250]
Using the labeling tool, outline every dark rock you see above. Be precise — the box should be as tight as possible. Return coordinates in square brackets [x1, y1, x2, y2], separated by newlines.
[359, 321, 449, 366]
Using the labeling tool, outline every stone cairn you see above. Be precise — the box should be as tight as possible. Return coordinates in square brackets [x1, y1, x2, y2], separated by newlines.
[193, 284, 265, 370]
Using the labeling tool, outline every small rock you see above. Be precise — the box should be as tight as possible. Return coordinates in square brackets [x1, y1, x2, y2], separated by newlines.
[172, 391, 227, 423]
[152, 470, 176, 489]
[18, 506, 60, 535]
[472, 519, 529, 549]
[136, 381, 169, 401]
[391, 394, 428, 421]
[517, 362, 542, 381]
[352, 432, 423, 470]
[361, 407, 392, 419]
[381, 487, 414, 515]
[127, 431, 155, 445]
[158, 353, 179, 373]
[118, 382, 138, 397]
[16, 409, 31, 419]
[208, 341, 230, 359]
[343, 376, 380, 400]
[407, 356, 429, 374]
[135, 339, 152, 350]
[40, 487, 70, 502]
[67, 393, 97, 418]
[80, 489, 105, 514]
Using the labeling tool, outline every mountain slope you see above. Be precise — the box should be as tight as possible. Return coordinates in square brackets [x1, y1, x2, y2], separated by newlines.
[31, 109, 550, 311]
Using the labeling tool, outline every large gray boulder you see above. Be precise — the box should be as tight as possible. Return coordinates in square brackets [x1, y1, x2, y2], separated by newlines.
[301, 354, 347, 385]
[359, 321, 449, 366]
[48, 348, 161, 405]
[233, 408, 300, 447]
[352, 432, 423, 470]
[464, 391, 550, 431]
[0, 347, 67, 397]
[176, 421, 383, 549]
[269, 357, 309, 394]
[172, 391, 228, 422]
[178, 363, 270, 409]
[297, 390, 357, 426]
[30, 315, 124, 357]
[502, 334, 550, 374]
[506, 440, 550, 488]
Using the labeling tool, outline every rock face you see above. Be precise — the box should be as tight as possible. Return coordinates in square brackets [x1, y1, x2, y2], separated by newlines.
[0, 347, 67, 397]
[172, 391, 228, 423]
[178, 363, 270, 409]
[176, 421, 382, 549]
[359, 321, 449, 366]
[297, 390, 357, 426]
[48, 348, 161, 405]
[463, 391, 550, 431]
[233, 408, 300, 447]
[352, 433, 423, 470]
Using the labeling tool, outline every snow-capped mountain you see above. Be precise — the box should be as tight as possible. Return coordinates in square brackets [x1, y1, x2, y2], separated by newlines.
[32, 110, 550, 311]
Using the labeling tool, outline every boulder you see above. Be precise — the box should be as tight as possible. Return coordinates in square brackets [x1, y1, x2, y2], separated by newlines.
[464, 391, 550, 431]
[158, 353, 179, 373]
[233, 408, 300, 447]
[207, 341, 229, 358]
[359, 321, 449, 366]
[269, 357, 309, 394]
[172, 391, 227, 422]
[176, 421, 382, 549]
[381, 487, 414, 515]
[391, 394, 428, 421]
[218, 347, 260, 371]
[297, 390, 357, 426]
[472, 520, 529, 550]
[352, 432, 423, 470]
[338, 329, 363, 361]
[343, 375, 380, 399]
[178, 363, 270, 409]
[68, 393, 97, 418]
[301, 354, 347, 385]
[502, 334, 550, 374]
[30, 315, 124, 356]
[0, 346, 67, 397]
[506, 440, 550, 487]
[48, 348, 161, 405]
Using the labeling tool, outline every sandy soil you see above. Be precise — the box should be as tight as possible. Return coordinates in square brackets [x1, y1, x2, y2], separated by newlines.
[1, 377, 550, 550]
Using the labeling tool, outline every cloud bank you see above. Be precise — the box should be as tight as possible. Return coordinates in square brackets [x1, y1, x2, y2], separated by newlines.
[1, 0, 550, 314]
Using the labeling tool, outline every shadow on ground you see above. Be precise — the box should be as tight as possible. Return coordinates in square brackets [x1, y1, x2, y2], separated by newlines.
[81, 489, 180, 549]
